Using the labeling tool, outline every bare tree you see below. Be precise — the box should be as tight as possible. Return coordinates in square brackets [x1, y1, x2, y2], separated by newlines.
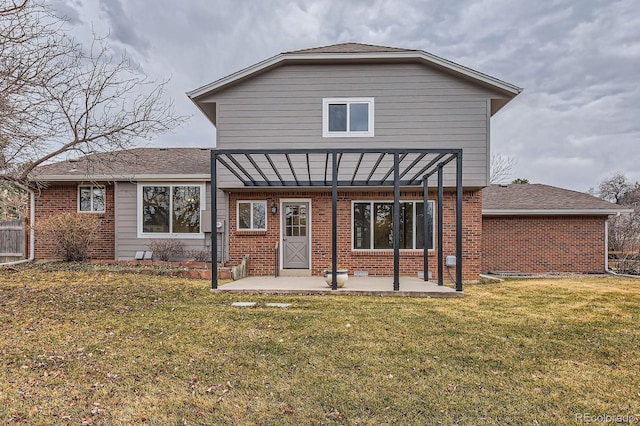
[0, 181, 28, 220]
[0, 0, 185, 185]
[489, 153, 516, 184]
[598, 172, 633, 204]
[597, 173, 640, 274]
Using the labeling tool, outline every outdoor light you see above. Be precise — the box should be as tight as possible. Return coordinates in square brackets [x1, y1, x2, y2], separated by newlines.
[271, 202, 278, 214]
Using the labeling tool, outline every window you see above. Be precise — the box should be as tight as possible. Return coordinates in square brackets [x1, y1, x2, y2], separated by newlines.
[78, 186, 105, 213]
[323, 98, 374, 137]
[237, 201, 266, 230]
[139, 184, 202, 236]
[352, 201, 434, 250]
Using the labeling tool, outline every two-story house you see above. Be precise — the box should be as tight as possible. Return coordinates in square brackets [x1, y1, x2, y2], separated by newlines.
[187, 43, 522, 290]
[28, 43, 626, 289]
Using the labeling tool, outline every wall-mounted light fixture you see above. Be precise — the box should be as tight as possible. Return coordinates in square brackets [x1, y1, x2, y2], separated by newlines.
[271, 202, 278, 215]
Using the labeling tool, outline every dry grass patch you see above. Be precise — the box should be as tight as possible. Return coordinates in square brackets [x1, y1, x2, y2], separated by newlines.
[0, 270, 639, 424]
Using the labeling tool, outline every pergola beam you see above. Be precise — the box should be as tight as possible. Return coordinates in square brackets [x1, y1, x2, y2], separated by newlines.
[210, 148, 465, 292]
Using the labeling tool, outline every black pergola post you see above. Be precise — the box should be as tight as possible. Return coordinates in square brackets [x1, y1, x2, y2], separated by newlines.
[211, 151, 218, 290]
[456, 152, 463, 291]
[393, 152, 400, 290]
[331, 151, 338, 290]
[423, 177, 429, 282]
[437, 163, 444, 286]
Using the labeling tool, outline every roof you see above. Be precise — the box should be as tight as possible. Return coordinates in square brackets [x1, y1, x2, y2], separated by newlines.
[482, 184, 631, 216]
[187, 42, 522, 123]
[31, 148, 211, 182]
[285, 42, 416, 54]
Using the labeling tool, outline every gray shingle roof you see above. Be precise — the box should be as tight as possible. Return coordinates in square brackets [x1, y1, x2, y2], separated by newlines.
[32, 148, 211, 181]
[285, 42, 416, 54]
[482, 184, 624, 215]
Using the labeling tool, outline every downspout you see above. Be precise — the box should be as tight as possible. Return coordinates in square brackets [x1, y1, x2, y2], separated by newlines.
[1, 183, 35, 266]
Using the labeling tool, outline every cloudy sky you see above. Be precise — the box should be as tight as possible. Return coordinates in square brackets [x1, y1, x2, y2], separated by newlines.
[50, 0, 639, 192]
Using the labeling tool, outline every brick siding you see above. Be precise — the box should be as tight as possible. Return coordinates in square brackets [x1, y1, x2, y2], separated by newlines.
[481, 215, 606, 274]
[34, 184, 115, 260]
[228, 190, 482, 282]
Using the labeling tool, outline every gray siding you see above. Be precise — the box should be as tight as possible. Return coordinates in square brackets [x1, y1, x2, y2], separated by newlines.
[206, 63, 504, 188]
[114, 182, 228, 260]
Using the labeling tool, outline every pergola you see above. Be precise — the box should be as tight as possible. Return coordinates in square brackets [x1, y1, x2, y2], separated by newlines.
[210, 148, 463, 292]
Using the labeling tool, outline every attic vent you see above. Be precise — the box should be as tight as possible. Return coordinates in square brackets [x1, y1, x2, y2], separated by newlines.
[499, 183, 509, 187]
[159, 148, 169, 151]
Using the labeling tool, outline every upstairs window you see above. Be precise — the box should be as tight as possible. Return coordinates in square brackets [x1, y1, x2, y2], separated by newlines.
[323, 98, 374, 137]
[78, 185, 105, 213]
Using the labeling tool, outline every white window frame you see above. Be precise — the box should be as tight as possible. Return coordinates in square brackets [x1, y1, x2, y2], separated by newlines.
[136, 183, 205, 239]
[236, 200, 268, 231]
[351, 200, 435, 251]
[78, 185, 106, 213]
[322, 97, 375, 138]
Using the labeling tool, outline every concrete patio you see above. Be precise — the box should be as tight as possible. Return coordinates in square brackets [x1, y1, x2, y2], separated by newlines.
[214, 276, 463, 298]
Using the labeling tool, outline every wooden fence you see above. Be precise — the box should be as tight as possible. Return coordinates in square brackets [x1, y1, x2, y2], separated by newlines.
[0, 219, 25, 263]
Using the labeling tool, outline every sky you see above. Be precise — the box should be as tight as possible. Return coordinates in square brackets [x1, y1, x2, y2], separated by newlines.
[49, 0, 640, 192]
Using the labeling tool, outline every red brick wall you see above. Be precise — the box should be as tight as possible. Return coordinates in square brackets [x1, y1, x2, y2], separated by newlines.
[481, 216, 606, 274]
[34, 184, 115, 260]
[228, 190, 482, 282]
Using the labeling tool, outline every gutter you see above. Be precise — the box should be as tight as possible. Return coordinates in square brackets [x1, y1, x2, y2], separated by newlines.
[482, 208, 634, 216]
[1, 183, 35, 266]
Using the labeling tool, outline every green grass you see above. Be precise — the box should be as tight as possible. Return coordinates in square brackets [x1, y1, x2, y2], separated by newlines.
[1, 269, 639, 425]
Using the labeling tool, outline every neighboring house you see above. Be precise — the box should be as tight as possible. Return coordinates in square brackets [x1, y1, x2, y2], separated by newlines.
[186, 42, 523, 289]
[481, 184, 629, 274]
[31, 148, 217, 261]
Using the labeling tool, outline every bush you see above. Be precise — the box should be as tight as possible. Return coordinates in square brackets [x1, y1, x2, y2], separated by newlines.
[35, 212, 100, 261]
[615, 255, 640, 275]
[188, 249, 212, 262]
[147, 239, 185, 261]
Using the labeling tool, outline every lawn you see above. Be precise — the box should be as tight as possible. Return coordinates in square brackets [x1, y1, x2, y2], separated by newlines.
[1, 269, 639, 425]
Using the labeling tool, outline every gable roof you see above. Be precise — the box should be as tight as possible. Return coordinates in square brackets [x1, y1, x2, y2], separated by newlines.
[285, 42, 416, 54]
[31, 148, 211, 182]
[482, 184, 631, 216]
[187, 42, 522, 124]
